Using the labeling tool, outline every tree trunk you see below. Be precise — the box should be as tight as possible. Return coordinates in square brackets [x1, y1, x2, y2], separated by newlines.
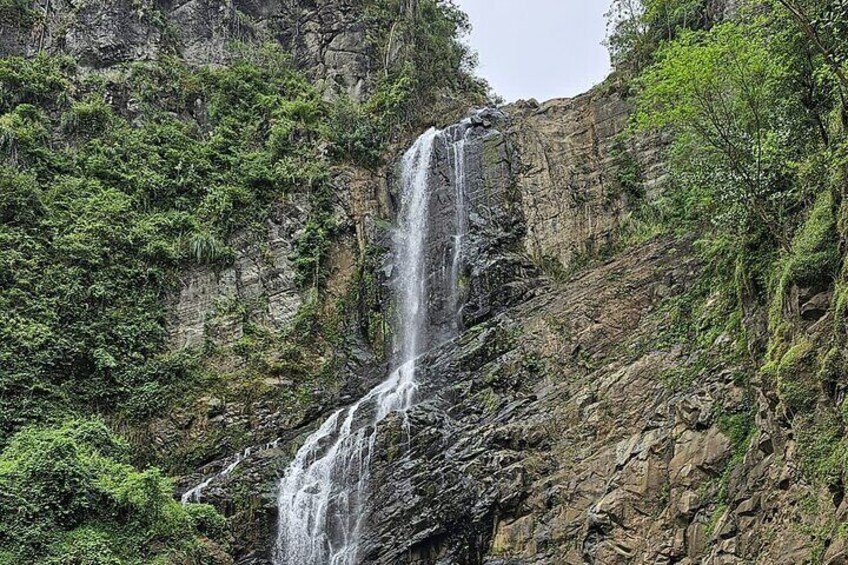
[776, 0, 848, 115]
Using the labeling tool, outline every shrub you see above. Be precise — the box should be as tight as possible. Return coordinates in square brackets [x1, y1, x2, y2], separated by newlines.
[0, 419, 228, 563]
[762, 338, 818, 414]
[768, 191, 840, 330]
[0, 0, 36, 25]
[0, 54, 72, 113]
[61, 95, 115, 137]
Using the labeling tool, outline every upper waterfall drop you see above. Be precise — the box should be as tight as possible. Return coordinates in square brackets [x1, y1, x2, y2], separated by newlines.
[395, 127, 440, 367]
[274, 125, 465, 565]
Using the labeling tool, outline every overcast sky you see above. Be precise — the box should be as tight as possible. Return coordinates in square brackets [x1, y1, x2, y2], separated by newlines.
[455, 0, 612, 103]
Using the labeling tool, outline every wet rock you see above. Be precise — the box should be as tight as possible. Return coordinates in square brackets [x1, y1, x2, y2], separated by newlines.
[155, 85, 827, 565]
[349, 238, 707, 564]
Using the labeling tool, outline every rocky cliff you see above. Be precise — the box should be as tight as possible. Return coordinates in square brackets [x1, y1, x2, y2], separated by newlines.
[504, 92, 667, 271]
[177, 86, 841, 563]
[160, 82, 680, 561]
[2, 0, 841, 563]
[359, 232, 835, 564]
[2, 0, 374, 100]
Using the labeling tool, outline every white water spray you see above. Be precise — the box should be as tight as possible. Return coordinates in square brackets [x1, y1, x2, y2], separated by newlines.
[274, 128, 446, 565]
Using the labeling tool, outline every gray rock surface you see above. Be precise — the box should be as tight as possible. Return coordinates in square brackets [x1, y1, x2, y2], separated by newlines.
[165, 95, 679, 562]
[185, 91, 835, 563]
[4, 0, 375, 100]
[155, 80, 841, 563]
[169, 210, 303, 350]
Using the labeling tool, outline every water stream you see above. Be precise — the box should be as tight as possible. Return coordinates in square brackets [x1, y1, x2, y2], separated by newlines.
[273, 124, 471, 564]
[180, 438, 281, 504]
[449, 129, 468, 333]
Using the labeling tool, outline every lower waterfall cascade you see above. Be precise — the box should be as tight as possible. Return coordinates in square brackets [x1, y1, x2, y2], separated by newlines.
[273, 123, 474, 565]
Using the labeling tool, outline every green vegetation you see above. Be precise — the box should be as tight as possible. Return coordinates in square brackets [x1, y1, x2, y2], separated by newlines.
[605, 0, 719, 80]
[0, 33, 480, 437]
[611, 0, 848, 495]
[0, 47, 341, 444]
[363, 0, 489, 124]
[0, 48, 338, 557]
[636, 22, 803, 249]
[0, 419, 228, 564]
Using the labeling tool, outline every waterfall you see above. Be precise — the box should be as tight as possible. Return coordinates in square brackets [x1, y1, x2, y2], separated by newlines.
[395, 127, 440, 366]
[449, 131, 468, 333]
[274, 126, 469, 565]
[180, 439, 281, 504]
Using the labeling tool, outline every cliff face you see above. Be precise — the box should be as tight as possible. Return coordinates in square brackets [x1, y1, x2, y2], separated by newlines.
[167, 88, 667, 365]
[161, 84, 675, 561]
[337, 102, 832, 564]
[157, 74, 806, 564]
[3, 1, 837, 563]
[2, 0, 373, 100]
[358, 231, 827, 564]
[159, 88, 678, 562]
[504, 93, 667, 270]
[178, 96, 842, 563]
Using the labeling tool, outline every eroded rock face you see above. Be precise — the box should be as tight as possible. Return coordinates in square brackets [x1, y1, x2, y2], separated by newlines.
[355, 237, 829, 565]
[504, 92, 668, 271]
[5, 0, 375, 100]
[193, 231, 829, 565]
[361, 237, 705, 564]
[154, 83, 838, 562]
[11, 1, 815, 562]
[163, 95, 677, 562]
[159, 77, 844, 564]
[169, 208, 304, 351]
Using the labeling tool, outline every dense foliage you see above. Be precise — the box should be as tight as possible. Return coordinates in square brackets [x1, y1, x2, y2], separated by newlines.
[0, 47, 348, 561]
[635, 21, 806, 248]
[605, 0, 721, 78]
[613, 0, 848, 509]
[363, 0, 489, 124]
[0, 419, 228, 564]
[0, 48, 346, 443]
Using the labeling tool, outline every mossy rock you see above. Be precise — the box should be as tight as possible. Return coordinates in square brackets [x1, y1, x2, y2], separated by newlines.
[768, 191, 839, 330]
[795, 410, 847, 486]
[767, 338, 818, 415]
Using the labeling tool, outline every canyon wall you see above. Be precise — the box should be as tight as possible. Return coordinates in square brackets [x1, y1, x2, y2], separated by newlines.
[3, 1, 838, 563]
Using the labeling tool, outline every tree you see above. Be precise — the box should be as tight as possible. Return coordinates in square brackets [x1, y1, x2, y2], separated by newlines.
[636, 23, 804, 248]
[605, 0, 713, 76]
[774, 0, 848, 110]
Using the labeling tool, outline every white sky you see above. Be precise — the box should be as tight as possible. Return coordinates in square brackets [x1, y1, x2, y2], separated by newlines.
[455, 0, 612, 103]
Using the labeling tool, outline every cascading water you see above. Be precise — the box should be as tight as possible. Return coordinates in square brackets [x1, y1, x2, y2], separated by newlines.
[181, 438, 281, 504]
[274, 125, 468, 565]
[449, 128, 468, 332]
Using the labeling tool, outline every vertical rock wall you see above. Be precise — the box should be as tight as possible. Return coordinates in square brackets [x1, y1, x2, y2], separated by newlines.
[3, 0, 375, 101]
[504, 90, 667, 271]
[162, 85, 671, 563]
